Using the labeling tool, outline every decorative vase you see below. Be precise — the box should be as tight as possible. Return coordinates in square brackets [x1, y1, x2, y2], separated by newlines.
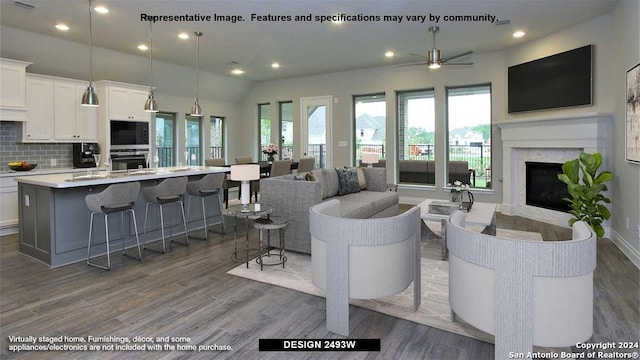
[450, 191, 462, 203]
[267, 155, 275, 163]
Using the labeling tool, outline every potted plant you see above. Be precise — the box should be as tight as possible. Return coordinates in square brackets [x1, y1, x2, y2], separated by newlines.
[557, 152, 613, 237]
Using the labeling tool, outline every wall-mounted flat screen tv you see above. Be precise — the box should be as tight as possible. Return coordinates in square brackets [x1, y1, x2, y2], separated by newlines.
[508, 44, 593, 113]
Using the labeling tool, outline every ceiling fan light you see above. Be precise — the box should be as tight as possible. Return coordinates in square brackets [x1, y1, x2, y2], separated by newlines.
[144, 90, 158, 112]
[428, 63, 441, 70]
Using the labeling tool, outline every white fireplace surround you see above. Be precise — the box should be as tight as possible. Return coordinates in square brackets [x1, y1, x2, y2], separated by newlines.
[497, 112, 613, 229]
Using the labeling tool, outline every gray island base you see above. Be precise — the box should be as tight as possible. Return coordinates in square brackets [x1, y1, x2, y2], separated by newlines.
[15, 167, 228, 268]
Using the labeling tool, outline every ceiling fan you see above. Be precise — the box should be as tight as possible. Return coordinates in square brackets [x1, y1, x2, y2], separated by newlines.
[395, 26, 473, 70]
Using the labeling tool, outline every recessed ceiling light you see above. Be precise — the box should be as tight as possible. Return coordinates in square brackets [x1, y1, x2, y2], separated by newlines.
[93, 6, 109, 14]
[385, 51, 394, 58]
[271, 62, 280, 69]
[513, 30, 526, 38]
[178, 33, 190, 40]
[55, 24, 69, 31]
[231, 68, 245, 75]
[137, 44, 148, 51]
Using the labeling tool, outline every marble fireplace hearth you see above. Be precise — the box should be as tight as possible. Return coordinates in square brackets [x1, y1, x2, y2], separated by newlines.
[497, 112, 613, 230]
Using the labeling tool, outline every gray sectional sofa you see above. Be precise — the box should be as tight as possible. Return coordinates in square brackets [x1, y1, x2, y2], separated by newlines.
[259, 167, 399, 254]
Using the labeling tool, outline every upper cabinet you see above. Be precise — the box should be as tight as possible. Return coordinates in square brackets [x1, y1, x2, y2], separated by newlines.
[24, 74, 54, 141]
[0, 58, 32, 121]
[54, 79, 97, 141]
[22, 74, 97, 143]
[97, 81, 151, 122]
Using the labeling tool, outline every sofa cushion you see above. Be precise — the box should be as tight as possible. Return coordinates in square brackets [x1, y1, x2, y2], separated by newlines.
[341, 191, 399, 216]
[335, 167, 361, 195]
[321, 168, 340, 198]
[356, 167, 367, 189]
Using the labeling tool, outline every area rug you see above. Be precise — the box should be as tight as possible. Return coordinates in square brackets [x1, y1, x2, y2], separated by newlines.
[227, 226, 543, 342]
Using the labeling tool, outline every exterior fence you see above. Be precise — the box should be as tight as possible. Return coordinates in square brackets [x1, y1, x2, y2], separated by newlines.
[158, 143, 489, 180]
[156, 146, 223, 167]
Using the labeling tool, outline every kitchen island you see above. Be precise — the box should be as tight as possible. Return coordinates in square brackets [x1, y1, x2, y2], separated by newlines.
[15, 166, 229, 268]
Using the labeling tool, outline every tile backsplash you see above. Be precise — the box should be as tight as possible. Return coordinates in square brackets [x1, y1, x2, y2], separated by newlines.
[0, 122, 73, 169]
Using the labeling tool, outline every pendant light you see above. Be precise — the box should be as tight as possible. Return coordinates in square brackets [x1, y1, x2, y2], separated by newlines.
[190, 31, 203, 117]
[81, 0, 99, 107]
[144, 21, 158, 112]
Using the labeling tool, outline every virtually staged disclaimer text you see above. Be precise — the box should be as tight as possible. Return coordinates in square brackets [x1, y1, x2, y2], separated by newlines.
[7, 335, 232, 353]
[139, 13, 499, 24]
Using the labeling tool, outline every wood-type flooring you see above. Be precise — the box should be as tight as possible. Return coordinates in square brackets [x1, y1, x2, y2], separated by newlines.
[0, 212, 638, 359]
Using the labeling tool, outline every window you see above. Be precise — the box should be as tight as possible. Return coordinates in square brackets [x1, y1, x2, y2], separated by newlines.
[210, 116, 224, 159]
[155, 112, 175, 167]
[397, 89, 436, 185]
[354, 93, 386, 165]
[258, 103, 271, 160]
[279, 101, 293, 159]
[446, 84, 492, 188]
[185, 116, 201, 166]
[301, 96, 331, 169]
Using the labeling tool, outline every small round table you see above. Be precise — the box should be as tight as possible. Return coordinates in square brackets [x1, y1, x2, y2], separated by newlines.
[227, 203, 273, 267]
[253, 216, 288, 270]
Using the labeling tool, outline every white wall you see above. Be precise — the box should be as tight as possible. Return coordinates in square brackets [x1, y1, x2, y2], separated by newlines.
[610, 0, 640, 265]
[241, 50, 505, 202]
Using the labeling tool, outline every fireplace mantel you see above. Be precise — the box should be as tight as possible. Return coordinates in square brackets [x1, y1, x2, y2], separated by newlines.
[497, 112, 613, 228]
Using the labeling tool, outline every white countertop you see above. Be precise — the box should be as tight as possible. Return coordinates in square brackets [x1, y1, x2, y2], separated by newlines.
[13, 166, 229, 188]
[0, 167, 97, 178]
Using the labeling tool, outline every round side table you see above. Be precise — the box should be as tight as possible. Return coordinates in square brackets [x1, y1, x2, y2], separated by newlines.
[227, 203, 273, 267]
[253, 216, 288, 270]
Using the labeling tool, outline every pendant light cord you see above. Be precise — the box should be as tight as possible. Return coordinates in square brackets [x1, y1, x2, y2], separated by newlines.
[149, 21, 153, 89]
[195, 32, 200, 99]
[88, 0, 93, 84]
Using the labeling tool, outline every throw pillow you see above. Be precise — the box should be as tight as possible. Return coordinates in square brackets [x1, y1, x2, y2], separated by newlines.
[356, 167, 367, 190]
[335, 167, 361, 196]
[294, 174, 306, 180]
[305, 171, 318, 181]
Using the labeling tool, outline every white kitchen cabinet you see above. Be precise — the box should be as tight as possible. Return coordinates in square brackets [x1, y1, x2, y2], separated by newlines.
[21, 75, 97, 143]
[0, 58, 31, 121]
[0, 177, 19, 236]
[23, 74, 54, 141]
[54, 79, 97, 141]
[104, 84, 151, 122]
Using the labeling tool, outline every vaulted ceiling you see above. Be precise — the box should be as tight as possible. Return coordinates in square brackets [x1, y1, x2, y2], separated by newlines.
[0, 0, 618, 81]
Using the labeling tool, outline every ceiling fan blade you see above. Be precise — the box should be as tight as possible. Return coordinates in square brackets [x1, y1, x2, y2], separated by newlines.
[442, 62, 474, 66]
[443, 50, 473, 62]
[409, 53, 429, 61]
[393, 61, 429, 68]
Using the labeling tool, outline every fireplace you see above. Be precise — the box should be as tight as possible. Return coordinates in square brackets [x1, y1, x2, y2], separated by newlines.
[525, 162, 570, 212]
[497, 112, 612, 228]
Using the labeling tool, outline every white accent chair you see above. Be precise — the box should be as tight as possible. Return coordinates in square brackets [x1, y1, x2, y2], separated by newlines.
[446, 210, 596, 360]
[309, 199, 421, 336]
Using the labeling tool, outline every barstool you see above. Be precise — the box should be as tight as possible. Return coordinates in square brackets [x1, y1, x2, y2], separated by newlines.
[85, 182, 142, 270]
[186, 173, 226, 239]
[142, 177, 189, 253]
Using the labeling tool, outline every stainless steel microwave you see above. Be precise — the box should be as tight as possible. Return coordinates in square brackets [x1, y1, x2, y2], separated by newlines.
[110, 120, 149, 150]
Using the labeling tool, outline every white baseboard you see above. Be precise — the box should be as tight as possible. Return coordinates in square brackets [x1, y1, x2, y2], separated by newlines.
[609, 229, 640, 270]
[0, 225, 18, 237]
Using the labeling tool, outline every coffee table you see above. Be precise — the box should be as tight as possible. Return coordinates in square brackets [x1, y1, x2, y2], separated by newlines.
[418, 199, 497, 260]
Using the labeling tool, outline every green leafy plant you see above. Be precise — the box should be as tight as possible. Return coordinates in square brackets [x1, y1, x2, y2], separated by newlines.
[557, 152, 613, 237]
